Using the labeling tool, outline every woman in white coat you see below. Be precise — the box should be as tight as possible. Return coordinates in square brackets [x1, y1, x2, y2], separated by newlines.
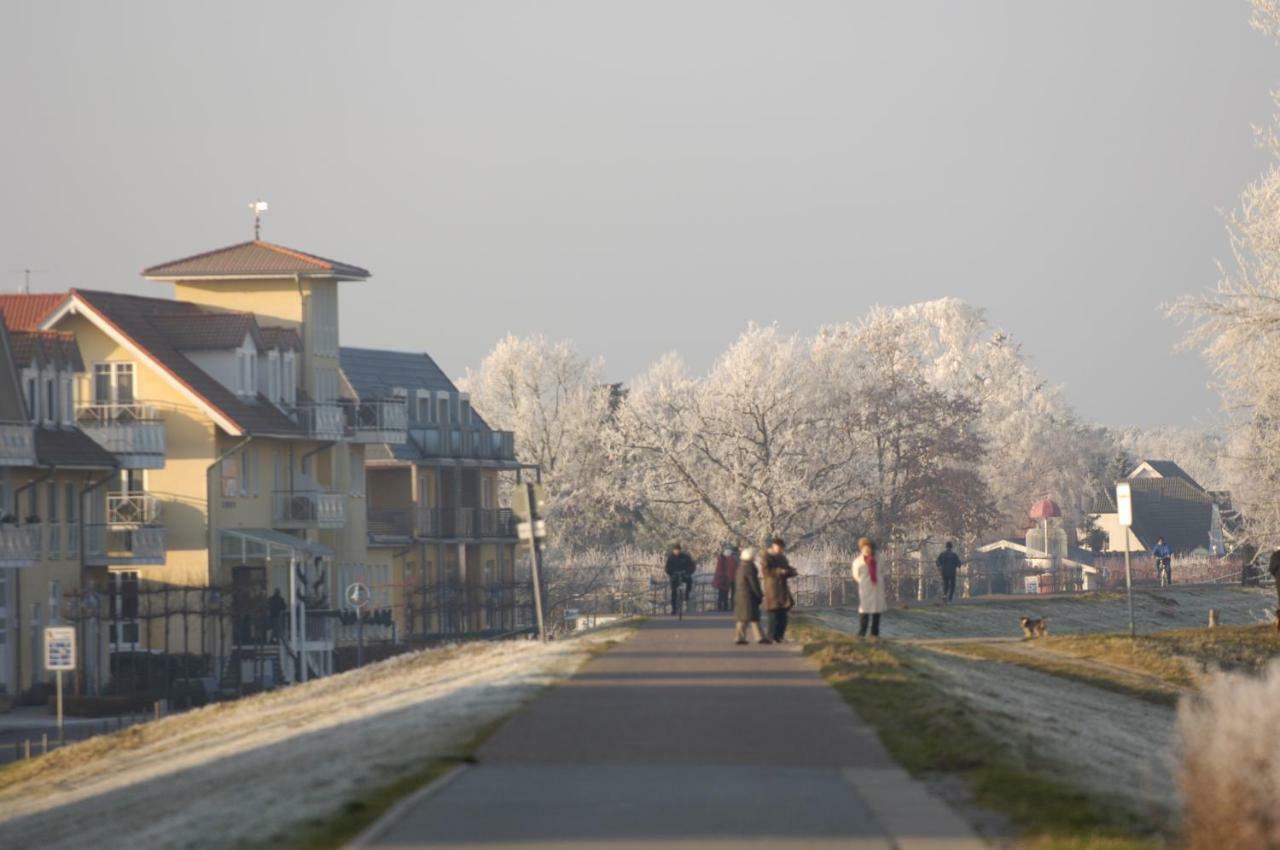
[851, 536, 886, 638]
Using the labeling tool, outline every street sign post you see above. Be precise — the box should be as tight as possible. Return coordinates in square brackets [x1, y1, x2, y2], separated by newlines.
[518, 481, 548, 641]
[1116, 482, 1136, 638]
[347, 582, 370, 667]
[44, 626, 76, 739]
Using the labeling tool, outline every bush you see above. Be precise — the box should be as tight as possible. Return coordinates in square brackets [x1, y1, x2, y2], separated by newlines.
[1179, 661, 1280, 849]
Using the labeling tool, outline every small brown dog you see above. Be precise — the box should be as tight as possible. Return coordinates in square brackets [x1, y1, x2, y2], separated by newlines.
[1019, 616, 1048, 639]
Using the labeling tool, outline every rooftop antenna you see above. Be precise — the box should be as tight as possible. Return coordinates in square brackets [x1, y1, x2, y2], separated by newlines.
[7, 268, 48, 294]
[249, 200, 269, 240]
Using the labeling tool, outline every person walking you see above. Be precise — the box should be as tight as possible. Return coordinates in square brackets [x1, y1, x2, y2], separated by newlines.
[713, 545, 739, 612]
[664, 543, 696, 615]
[267, 588, 287, 643]
[733, 547, 771, 644]
[761, 538, 797, 642]
[852, 537, 886, 639]
[936, 541, 961, 603]
[1153, 537, 1173, 586]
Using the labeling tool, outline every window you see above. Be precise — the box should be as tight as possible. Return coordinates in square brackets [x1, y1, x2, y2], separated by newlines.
[65, 482, 78, 557]
[93, 363, 135, 405]
[108, 571, 141, 647]
[45, 376, 56, 423]
[249, 353, 258, 396]
[61, 376, 72, 425]
[237, 352, 249, 396]
[481, 476, 492, 509]
[283, 352, 297, 405]
[267, 351, 280, 402]
[460, 399, 471, 426]
[25, 374, 36, 423]
[221, 454, 241, 498]
[46, 482, 60, 560]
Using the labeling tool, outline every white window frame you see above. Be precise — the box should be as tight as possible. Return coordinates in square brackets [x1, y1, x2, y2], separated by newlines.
[93, 362, 136, 405]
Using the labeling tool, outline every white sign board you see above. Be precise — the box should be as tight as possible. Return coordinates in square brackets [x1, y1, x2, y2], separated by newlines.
[44, 626, 76, 671]
[1116, 482, 1133, 528]
[346, 582, 370, 609]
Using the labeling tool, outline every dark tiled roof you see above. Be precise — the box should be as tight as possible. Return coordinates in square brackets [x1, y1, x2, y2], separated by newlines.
[70, 289, 303, 437]
[1127, 477, 1214, 554]
[150, 312, 263, 351]
[143, 240, 370, 280]
[1133, 460, 1202, 490]
[340, 347, 456, 399]
[259, 326, 302, 351]
[35, 428, 117, 469]
[10, 331, 84, 371]
[0, 294, 67, 331]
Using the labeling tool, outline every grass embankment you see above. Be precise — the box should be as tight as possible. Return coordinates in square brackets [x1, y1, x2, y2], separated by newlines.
[794, 624, 1164, 850]
[942, 624, 1280, 707]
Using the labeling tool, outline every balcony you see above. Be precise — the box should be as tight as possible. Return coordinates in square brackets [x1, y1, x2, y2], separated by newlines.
[273, 490, 346, 529]
[0, 423, 36, 467]
[408, 426, 517, 462]
[414, 507, 516, 540]
[292, 402, 346, 440]
[367, 509, 413, 542]
[76, 403, 165, 468]
[84, 523, 166, 566]
[0, 524, 38, 568]
[107, 491, 161, 526]
[344, 399, 408, 444]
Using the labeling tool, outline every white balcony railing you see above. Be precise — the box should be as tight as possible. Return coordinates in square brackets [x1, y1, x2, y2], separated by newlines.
[344, 399, 408, 444]
[76, 403, 165, 468]
[273, 490, 346, 529]
[408, 426, 516, 461]
[84, 523, 166, 565]
[0, 524, 37, 567]
[0, 423, 36, 467]
[292, 403, 346, 440]
[107, 491, 161, 525]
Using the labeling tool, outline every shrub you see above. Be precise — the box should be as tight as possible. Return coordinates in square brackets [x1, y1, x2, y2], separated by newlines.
[1178, 661, 1280, 849]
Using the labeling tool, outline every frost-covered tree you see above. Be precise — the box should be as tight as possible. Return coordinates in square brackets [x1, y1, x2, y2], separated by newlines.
[460, 334, 627, 549]
[1171, 0, 1280, 545]
[1111, 426, 1226, 490]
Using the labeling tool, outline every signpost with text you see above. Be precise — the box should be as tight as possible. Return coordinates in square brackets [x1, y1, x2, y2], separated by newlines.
[44, 626, 76, 739]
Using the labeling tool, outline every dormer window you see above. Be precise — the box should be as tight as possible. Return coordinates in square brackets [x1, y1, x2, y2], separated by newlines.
[283, 351, 297, 405]
[24, 373, 36, 423]
[267, 350, 280, 402]
[45, 375, 57, 423]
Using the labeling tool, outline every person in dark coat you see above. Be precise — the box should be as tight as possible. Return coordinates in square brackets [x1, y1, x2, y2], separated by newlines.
[664, 544, 696, 615]
[713, 545, 739, 611]
[936, 542, 961, 603]
[733, 547, 771, 644]
[760, 538, 797, 642]
[267, 588, 287, 642]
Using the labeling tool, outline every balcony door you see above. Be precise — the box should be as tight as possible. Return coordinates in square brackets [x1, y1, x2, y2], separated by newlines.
[93, 363, 135, 415]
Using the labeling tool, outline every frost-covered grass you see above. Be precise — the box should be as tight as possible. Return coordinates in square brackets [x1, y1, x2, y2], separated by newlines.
[796, 624, 1165, 850]
[0, 625, 632, 850]
[1178, 661, 1280, 850]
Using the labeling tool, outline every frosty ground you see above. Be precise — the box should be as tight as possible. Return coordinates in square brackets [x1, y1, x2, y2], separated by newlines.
[810, 585, 1279, 827]
[0, 627, 630, 850]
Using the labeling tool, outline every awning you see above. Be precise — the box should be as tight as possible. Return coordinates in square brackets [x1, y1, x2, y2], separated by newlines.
[221, 528, 335, 561]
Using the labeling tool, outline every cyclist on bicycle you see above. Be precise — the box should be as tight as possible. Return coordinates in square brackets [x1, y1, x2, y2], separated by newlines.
[665, 543, 696, 616]
[1153, 537, 1172, 586]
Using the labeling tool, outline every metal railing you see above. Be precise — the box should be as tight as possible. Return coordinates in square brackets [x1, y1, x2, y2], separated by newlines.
[75, 403, 165, 464]
[0, 423, 35, 466]
[84, 523, 167, 564]
[408, 426, 516, 461]
[367, 508, 413, 539]
[107, 491, 161, 525]
[411, 507, 516, 539]
[291, 403, 346, 440]
[0, 524, 37, 566]
[343, 399, 408, 443]
[273, 490, 346, 528]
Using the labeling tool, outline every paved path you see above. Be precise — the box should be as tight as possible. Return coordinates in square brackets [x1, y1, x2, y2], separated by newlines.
[355, 614, 986, 849]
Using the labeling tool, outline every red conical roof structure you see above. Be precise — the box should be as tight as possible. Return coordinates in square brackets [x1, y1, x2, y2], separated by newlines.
[1029, 497, 1062, 520]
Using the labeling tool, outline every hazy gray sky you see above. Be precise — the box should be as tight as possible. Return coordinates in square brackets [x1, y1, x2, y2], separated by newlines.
[2, 1, 1273, 427]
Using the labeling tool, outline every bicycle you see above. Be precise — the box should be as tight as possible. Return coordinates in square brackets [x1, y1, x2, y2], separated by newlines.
[1157, 559, 1172, 587]
[672, 575, 692, 620]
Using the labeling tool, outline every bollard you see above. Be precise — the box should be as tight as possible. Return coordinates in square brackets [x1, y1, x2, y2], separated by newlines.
[23, 739, 30, 760]
[154, 701, 161, 721]
[1208, 609, 1219, 629]
[41, 733, 47, 755]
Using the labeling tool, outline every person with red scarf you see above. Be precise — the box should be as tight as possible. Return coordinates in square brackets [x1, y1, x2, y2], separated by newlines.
[712, 545, 739, 612]
[851, 536, 886, 638]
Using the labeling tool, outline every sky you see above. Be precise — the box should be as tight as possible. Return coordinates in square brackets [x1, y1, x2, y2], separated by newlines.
[1, 1, 1274, 428]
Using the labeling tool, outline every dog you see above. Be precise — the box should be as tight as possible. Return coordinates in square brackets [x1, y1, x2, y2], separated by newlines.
[1019, 616, 1048, 639]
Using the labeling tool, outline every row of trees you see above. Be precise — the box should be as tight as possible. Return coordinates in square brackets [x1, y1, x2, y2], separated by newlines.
[462, 300, 1216, 555]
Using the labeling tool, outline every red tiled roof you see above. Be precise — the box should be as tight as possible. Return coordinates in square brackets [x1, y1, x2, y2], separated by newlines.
[142, 240, 369, 280]
[0, 293, 68, 331]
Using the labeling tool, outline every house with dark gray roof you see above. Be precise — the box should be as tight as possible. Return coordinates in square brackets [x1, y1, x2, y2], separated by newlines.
[1088, 459, 1224, 556]
[340, 346, 532, 638]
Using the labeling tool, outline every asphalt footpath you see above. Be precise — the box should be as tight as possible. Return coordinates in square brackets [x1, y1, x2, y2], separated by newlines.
[352, 613, 987, 850]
